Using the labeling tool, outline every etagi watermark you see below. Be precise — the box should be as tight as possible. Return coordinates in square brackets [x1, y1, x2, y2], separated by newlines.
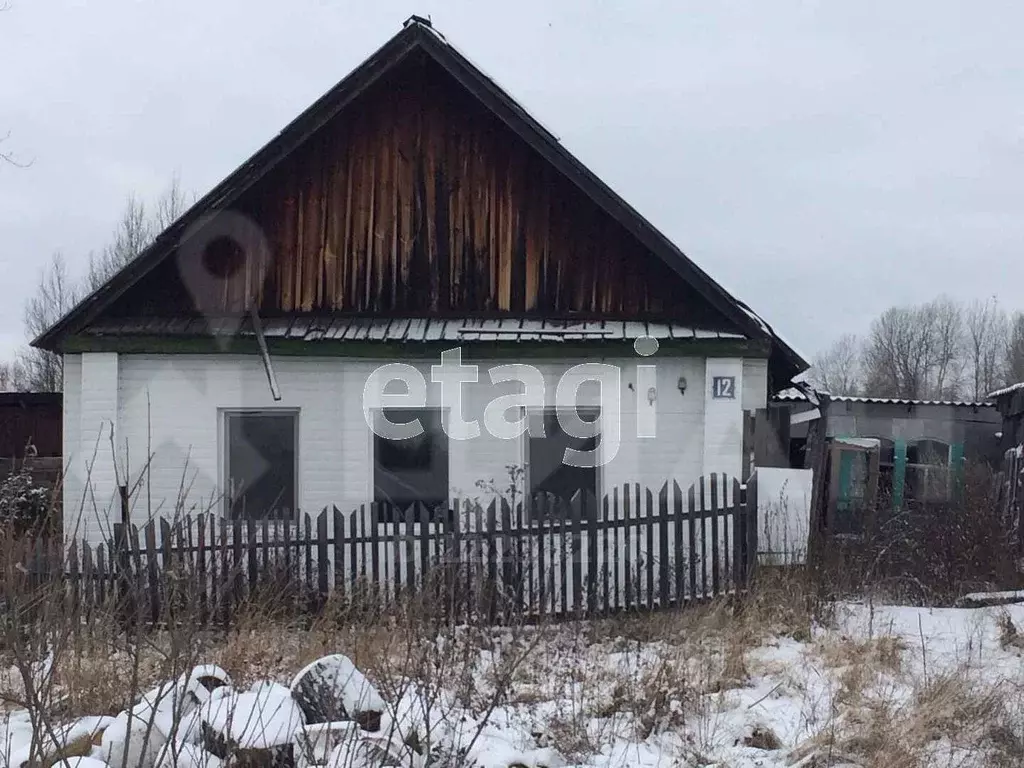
[362, 340, 663, 469]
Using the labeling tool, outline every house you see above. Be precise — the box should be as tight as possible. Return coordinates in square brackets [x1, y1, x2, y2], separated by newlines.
[763, 390, 1002, 534]
[34, 17, 807, 544]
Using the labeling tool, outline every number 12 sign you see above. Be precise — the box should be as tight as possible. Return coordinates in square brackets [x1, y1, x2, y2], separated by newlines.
[712, 376, 736, 399]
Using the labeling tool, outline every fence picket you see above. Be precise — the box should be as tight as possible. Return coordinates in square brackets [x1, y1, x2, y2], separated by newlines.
[601, 494, 610, 614]
[333, 507, 345, 600]
[710, 474, 721, 596]
[144, 522, 160, 623]
[699, 477, 709, 600]
[246, 517, 258, 592]
[569, 492, 583, 615]
[645, 487, 655, 610]
[658, 483, 670, 607]
[44, 472, 755, 627]
[317, 509, 329, 601]
[673, 481, 684, 604]
[687, 483, 698, 602]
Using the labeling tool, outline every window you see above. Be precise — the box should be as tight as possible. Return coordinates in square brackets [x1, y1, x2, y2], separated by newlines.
[373, 408, 449, 514]
[225, 411, 297, 520]
[905, 438, 951, 503]
[526, 408, 600, 511]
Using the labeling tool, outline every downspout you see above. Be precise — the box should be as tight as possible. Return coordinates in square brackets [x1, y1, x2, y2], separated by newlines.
[249, 308, 282, 401]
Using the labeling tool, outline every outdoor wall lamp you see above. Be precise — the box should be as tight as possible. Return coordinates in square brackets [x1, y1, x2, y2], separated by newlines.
[677, 376, 687, 396]
[647, 386, 657, 405]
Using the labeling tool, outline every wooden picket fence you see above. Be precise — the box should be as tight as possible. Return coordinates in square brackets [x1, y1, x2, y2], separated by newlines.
[27, 474, 757, 627]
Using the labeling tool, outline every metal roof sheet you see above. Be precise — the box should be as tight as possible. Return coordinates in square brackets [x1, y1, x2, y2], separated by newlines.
[773, 388, 994, 408]
[988, 382, 1024, 399]
[85, 317, 741, 344]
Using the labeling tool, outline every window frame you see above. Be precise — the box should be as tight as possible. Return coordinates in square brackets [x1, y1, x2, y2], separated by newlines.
[905, 437, 952, 503]
[220, 408, 300, 522]
[370, 406, 451, 517]
[522, 406, 604, 519]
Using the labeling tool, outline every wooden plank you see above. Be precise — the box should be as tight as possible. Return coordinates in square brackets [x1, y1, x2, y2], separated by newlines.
[658, 483, 670, 607]
[612, 487, 621, 612]
[405, 504, 416, 598]
[535, 495, 546, 614]
[94, 544, 106, 610]
[699, 477, 709, 600]
[333, 506, 346, 600]
[474, 501, 485, 621]
[418, 502, 431, 603]
[304, 512, 314, 605]
[247, 517, 258, 593]
[370, 503, 381, 603]
[144, 522, 159, 624]
[673, 481, 685, 604]
[486, 500, 498, 623]
[570, 491, 583, 616]
[688, 484, 698, 602]
[450, 498, 463, 621]
[197, 514, 208, 625]
[500, 497, 513, 622]
[216, 514, 226, 626]
[645, 487, 655, 610]
[232, 520, 244, 613]
[559, 497, 569, 616]
[623, 485, 632, 610]
[745, 472, 759, 587]
[350, 507, 360, 604]
[260, 518, 271, 580]
[710, 474, 721, 597]
[80, 543, 93, 617]
[317, 509, 329, 601]
[600, 494, 609, 613]
[67, 540, 80, 619]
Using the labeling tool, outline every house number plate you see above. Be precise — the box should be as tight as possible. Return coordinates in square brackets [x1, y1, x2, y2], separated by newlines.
[712, 376, 736, 399]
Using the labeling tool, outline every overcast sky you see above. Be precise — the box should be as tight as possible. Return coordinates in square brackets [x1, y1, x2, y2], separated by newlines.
[2, 0, 1022, 364]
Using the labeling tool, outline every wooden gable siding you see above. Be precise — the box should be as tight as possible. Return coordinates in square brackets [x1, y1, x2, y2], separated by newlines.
[109, 53, 731, 329]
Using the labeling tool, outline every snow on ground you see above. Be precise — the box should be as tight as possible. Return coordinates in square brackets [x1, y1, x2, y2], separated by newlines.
[4, 602, 1024, 767]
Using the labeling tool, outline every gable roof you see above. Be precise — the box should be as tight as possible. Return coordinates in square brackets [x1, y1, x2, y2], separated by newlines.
[34, 16, 807, 385]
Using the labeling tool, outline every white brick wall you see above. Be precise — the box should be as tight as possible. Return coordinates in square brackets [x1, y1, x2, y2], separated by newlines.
[62, 351, 758, 543]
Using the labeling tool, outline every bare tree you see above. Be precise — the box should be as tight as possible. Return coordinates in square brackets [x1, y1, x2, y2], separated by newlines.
[808, 334, 861, 395]
[8, 180, 191, 392]
[927, 296, 965, 399]
[0, 360, 26, 392]
[17, 253, 80, 392]
[86, 178, 188, 291]
[0, 131, 26, 167]
[861, 297, 965, 400]
[964, 297, 1008, 400]
[1005, 312, 1024, 388]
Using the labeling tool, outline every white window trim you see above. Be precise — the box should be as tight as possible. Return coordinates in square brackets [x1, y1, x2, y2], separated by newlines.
[522, 405, 604, 519]
[367, 406, 451, 511]
[220, 407, 300, 522]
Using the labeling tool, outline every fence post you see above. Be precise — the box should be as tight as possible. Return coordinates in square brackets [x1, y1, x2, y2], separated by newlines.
[113, 522, 134, 632]
[743, 472, 759, 587]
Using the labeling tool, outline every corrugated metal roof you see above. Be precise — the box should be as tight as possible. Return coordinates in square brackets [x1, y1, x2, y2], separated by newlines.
[85, 317, 746, 344]
[774, 388, 994, 408]
[988, 382, 1024, 399]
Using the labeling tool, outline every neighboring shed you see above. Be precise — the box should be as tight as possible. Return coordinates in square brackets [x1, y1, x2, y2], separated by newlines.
[0, 393, 63, 529]
[0, 393, 62, 459]
[763, 391, 1002, 534]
